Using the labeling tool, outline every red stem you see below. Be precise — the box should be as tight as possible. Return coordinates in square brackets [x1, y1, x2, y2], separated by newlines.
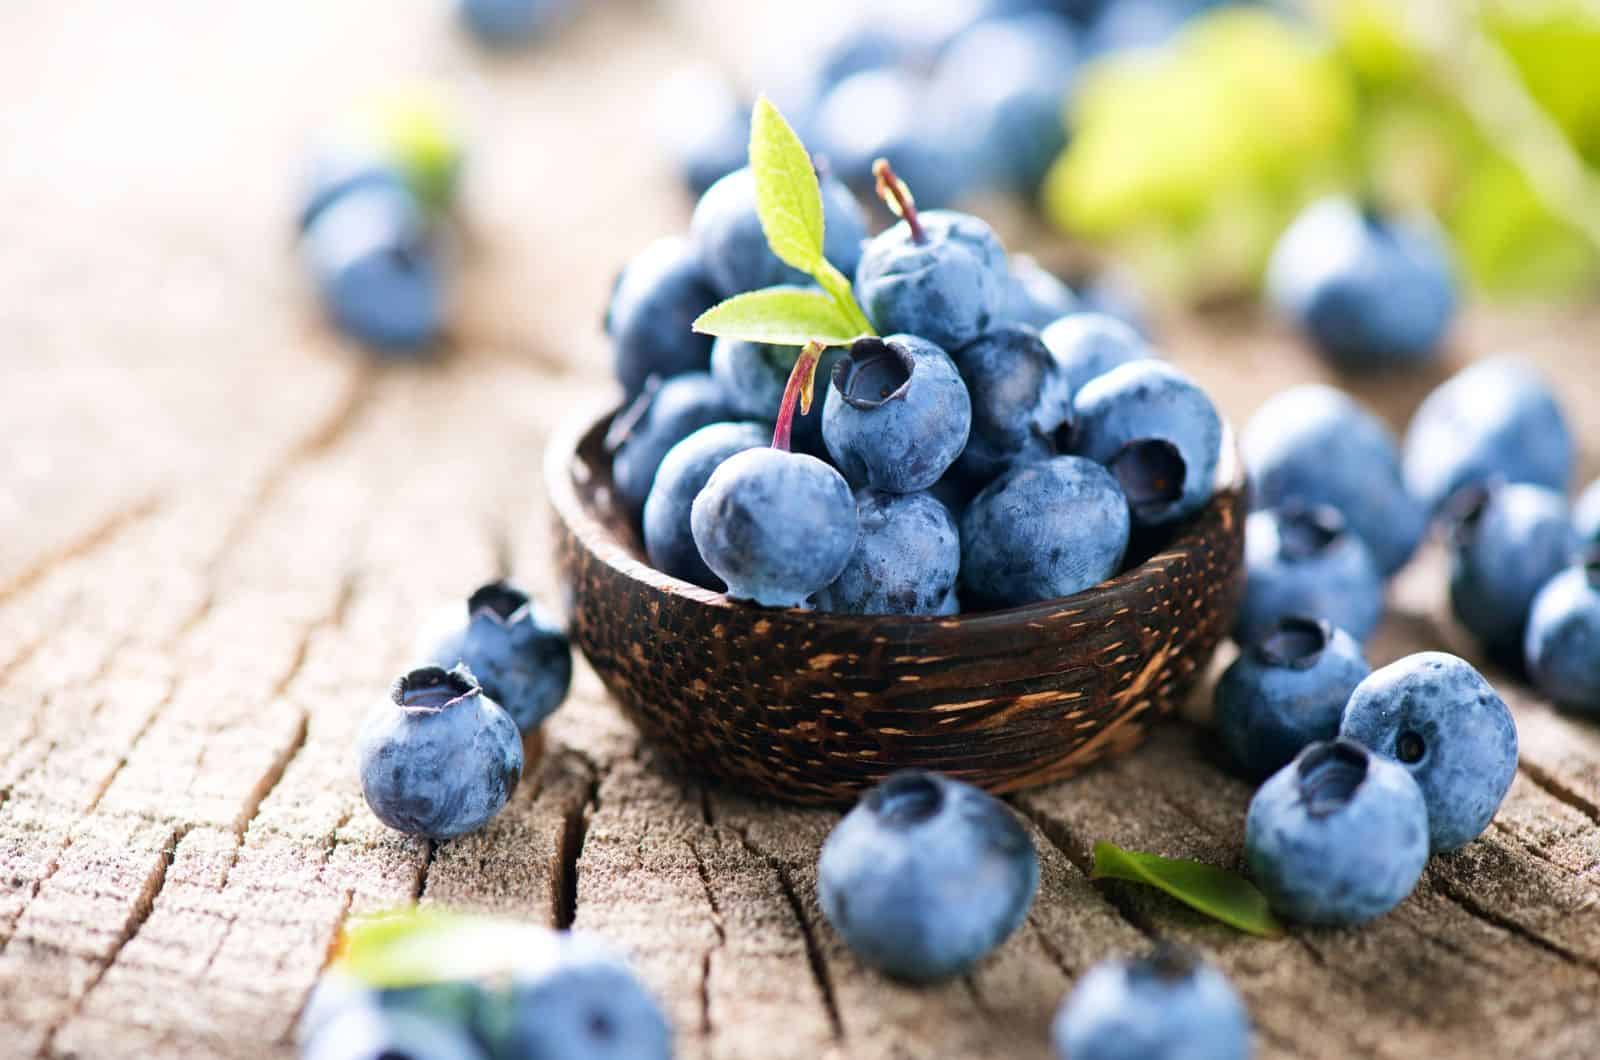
[772, 342, 825, 452]
[873, 158, 925, 244]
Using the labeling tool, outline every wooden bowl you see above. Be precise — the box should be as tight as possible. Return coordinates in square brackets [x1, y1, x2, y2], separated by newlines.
[547, 404, 1246, 806]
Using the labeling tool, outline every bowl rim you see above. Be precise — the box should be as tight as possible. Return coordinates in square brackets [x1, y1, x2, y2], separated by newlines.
[546, 399, 1244, 631]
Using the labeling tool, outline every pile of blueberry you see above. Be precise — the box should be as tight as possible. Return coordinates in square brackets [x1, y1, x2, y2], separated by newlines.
[358, 581, 573, 841]
[299, 912, 671, 1060]
[1238, 359, 1600, 714]
[297, 92, 464, 354]
[608, 152, 1221, 614]
[661, 0, 1252, 210]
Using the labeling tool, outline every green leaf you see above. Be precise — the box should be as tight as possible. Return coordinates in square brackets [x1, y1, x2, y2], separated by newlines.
[813, 260, 876, 337]
[693, 286, 864, 346]
[336, 907, 565, 988]
[1092, 841, 1285, 938]
[749, 96, 826, 274]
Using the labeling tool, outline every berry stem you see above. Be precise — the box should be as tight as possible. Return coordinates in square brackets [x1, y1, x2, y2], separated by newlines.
[772, 341, 825, 453]
[873, 159, 925, 244]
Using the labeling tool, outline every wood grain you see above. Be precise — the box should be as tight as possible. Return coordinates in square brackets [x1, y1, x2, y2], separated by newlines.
[2, 1, 1600, 1058]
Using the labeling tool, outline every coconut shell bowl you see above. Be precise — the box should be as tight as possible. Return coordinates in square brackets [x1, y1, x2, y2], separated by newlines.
[547, 405, 1247, 807]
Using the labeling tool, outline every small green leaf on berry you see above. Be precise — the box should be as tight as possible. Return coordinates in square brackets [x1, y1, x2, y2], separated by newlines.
[693, 287, 864, 346]
[1092, 841, 1285, 938]
[750, 95, 827, 274]
[334, 906, 560, 988]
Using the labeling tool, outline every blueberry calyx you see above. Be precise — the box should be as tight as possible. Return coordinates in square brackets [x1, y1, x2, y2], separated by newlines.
[864, 770, 945, 828]
[1582, 546, 1600, 587]
[1296, 740, 1370, 818]
[833, 338, 914, 411]
[391, 664, 480, 714]
[1394, 730, 1427, 765]
[872, 158, 926, 244]
[467, 580, 531, 626]
[1109, 439, 1186, 522]
[1277, 502, 1346, 562]
[1133, 942, 1201, 984]
[1252, 615, 1332, 670]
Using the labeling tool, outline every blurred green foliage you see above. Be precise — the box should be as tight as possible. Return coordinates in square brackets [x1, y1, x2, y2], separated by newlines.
[1043, 1, 1600, 302]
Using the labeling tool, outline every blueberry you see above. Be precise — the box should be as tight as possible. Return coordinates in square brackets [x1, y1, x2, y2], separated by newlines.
[818, 771, 1038, 982]
[1243, 384, 1426, 577]
[815, 490, 961, 615]
[1082, 0, 1190, 56]
[358, 665, 522, 840]
[1339, 652, 1517, 853]
[1051, 945, 1251, 1060]
[303, 1005, 488, 1060]
[1001, 255, 1080, 330]
[457, 0, 570, 47]
[1402, 356, 1573, 515]
[823, 335, 973, 493]
[1525, 558, 1600, 715]
[691, 446, 857, 608]
[608, 373, 738, 515]
[605, 236, 719, 399]
[854, 191, 1007, 352]
[1445, 481, 1577, 657]
[1215, 617, 1371, 779]
[642, 421, 770, 589]
[710, 337, 841, 456]
[482, 933, 672, 1060]
[951, 324, 1072, 480]
[690, 166, 867, 298]
[813, 69, 976, 213]
[1268, 198, 1456, 372]
[1237, 503, 1384, 645]
[425, 581, 572, 734]
[301, 183, 444, 353]
[1039, 312, 1155, 396]
[961, 456, 1130, 609]
[1574, 478, 1600, 548]
[1071, 360, 1222, 527]
[653, 67, 749, 198]
[1245, 740, 1429, 925]
[930, 13, 1078, 193]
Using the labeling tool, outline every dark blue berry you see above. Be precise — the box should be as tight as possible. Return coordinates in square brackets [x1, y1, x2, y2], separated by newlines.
[1244, 384, 1425, 577]
[1040, 312, 1154, 397]
[951, 324, 1072, 481]
[823, 335, 972, 494]
[854, 203, 1008, 353]
[358, 666, 522, 840]
[961, 456, 1130, 609]
[426, 581, 572, 734]
[815, 490, 961, 615]
[1525, 559, 1600, 716]
[1052, 945, 1251, 1060]
[1246, 740, 1429, 925]
[690, 166, 866, 298]
[1215, 616, 1371, 779]
[1000, 255, 1080, 331]
[1445, 481, 1576, 657]
[1339, 652, 1517, 853]
[1237, 503, 1384, 645]
[818, 771, 1037, 982]
[605, 236, 719, 399]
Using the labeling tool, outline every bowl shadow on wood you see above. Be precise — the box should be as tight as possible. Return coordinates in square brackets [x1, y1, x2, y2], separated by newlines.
[548, 403, 1246, 806]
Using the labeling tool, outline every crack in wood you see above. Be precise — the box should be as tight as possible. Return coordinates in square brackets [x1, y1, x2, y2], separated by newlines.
[0, 493, 164, 607]
[687, 835, 726, 1037]
[1433, 879, 1600, 977]
[1518, 761, 1600, 827]
[725, 822, 843, 1042]
[555, 770, 598, 930]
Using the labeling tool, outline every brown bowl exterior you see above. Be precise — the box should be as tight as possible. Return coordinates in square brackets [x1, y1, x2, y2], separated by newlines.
[547, 404, 1246, 806]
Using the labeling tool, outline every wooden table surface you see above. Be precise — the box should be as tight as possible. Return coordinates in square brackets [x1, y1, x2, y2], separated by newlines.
[5, 2, 1600, 1057]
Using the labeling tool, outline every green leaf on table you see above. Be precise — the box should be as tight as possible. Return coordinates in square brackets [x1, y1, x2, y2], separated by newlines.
[1092, 841, 1285, 938]
[750, 95, 827, 274]
[693, 286, 865, 346]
